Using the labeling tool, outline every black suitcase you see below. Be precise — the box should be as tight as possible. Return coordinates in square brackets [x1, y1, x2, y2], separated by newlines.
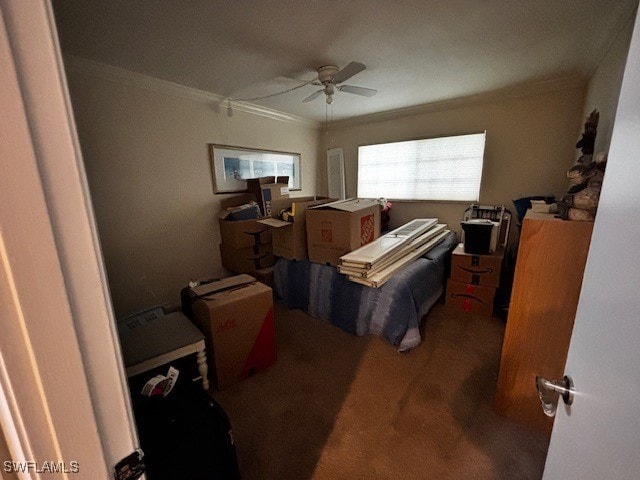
[130, 367, 240, 480]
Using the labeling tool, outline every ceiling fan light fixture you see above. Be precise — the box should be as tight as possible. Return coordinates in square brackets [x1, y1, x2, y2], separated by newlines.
[324, 84, 335, 104]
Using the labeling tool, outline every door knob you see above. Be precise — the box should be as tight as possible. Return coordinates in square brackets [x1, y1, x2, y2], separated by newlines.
[535, 375, 574, 417]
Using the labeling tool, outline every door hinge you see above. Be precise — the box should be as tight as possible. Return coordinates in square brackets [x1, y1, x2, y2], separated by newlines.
[114, 449, 145, 480]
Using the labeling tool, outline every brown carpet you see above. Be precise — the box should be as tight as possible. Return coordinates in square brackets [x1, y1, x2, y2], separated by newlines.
[212, 302, 549, 480]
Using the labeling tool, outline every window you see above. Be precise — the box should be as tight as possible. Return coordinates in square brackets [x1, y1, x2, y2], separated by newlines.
[357, 132, 485, 201]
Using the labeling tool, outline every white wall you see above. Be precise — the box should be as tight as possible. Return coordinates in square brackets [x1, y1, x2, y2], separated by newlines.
[322, 86, 586, 237]
[66, 65, 320, 316]
[582, 9, 637, 154]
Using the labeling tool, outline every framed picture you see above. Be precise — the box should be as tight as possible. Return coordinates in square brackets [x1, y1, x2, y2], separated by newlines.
[209, 144, 302, 194]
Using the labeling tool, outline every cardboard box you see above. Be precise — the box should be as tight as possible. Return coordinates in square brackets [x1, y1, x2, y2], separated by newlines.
[260, 183, 290, 217]
[450, 243, 504, 287]
[222, 202, 261, 221]
[306, 198, 381, 266]
[190, 275, 276, 389]
[258, 196, 334, 260]
[218, 194, 271, 248]
[219, 243, 274, 274]
[445, 279, 496, 316]
[219, 220, 271, 248]
[254, 266, 274, 288]
[246, 177, 289, 216]
[219, 192, 256, 212]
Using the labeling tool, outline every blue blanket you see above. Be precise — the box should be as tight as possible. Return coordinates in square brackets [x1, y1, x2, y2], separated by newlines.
[274, 231, 457, 350]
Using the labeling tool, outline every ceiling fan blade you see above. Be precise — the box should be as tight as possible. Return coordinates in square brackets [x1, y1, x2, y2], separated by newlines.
[333, 62, 366, 84]
[302, 89, 324, 103]
[338, 84, 378, 97]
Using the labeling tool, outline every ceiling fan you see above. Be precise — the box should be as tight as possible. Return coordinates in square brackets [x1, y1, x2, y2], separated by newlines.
[302, 62, 377, 105]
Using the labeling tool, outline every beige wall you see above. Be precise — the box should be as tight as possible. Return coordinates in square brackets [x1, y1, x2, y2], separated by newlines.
[322, 86, 586, 237]
[67, 68, 320, 316]
[583, 9, 636, 154]
[68, 33, 632, 317]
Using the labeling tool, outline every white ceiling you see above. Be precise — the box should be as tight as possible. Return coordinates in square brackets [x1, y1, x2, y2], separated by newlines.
[52, 0, 637, 122]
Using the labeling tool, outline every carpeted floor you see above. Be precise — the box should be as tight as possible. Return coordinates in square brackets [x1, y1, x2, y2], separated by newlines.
[212, 302, 549, 480]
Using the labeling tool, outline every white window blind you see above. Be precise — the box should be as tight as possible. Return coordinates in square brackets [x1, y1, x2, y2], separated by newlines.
[357, 132, 485, 201]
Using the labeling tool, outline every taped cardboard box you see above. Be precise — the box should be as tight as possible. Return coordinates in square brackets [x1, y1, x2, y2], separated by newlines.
[258, 196, 334, 260]
[190, 275, 276, 390]
[260, 183, 290, 217]
[218, 193, 271, 248]
[219, 243, 274, 274]
[246, 176, 289, 216]
[450, 243, 504, 287]
[306, 198, 381, 267]
[445, 279, 496, 316]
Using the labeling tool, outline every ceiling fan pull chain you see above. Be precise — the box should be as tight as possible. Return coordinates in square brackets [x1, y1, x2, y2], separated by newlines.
[325, 102, 328, 133]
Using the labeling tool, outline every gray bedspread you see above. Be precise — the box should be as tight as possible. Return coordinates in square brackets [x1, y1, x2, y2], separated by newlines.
[274, 231, 457, 350]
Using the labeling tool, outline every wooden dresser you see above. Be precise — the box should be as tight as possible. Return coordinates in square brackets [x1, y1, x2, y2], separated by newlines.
[494, 211, 593, 434]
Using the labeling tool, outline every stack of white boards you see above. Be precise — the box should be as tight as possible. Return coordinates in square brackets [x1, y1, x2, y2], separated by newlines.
[337, 219, 450, 288]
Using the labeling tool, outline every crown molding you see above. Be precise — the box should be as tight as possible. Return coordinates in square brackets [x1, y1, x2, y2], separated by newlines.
[63, 54, 586, 131]
[62, 54, 319, 128]
[330, 74, 587, 128]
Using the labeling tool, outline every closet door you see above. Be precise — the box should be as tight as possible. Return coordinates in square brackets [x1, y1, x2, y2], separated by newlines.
[494, 212, 592, 434]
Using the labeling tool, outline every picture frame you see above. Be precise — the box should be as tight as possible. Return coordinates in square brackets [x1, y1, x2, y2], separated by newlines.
[209, 144, 302, 194]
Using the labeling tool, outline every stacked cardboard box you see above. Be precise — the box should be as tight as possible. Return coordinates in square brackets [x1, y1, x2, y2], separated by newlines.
[445, 243, 504, 316]
[218, 177, 291, 274]
[246, 176, 290, 217]
[305, 199, 382, 266]
[190, 275, 276, 389]
[218, 193, 274, 274]
[257, 196, 333, 261]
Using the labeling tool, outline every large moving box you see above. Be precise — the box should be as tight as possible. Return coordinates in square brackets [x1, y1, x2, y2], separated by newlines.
[306, 198, 381, 266]
[190, 275, 276, 390]
[258, 196, 333, 260]
[218, 194, 273, 273]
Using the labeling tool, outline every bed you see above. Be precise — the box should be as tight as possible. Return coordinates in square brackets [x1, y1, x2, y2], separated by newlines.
[274, 231, 457, 350]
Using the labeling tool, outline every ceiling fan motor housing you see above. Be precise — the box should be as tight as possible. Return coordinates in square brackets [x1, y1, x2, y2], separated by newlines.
[318, 65, 340, 84]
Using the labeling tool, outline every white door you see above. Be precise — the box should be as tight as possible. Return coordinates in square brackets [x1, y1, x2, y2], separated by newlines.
[1, 0, 140, 476]
[327, 148, 346, 200]
[543, 9, 640, 480]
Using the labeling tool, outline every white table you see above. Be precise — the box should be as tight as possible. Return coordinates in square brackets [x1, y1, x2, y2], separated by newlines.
[118, 310, 209, 390]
